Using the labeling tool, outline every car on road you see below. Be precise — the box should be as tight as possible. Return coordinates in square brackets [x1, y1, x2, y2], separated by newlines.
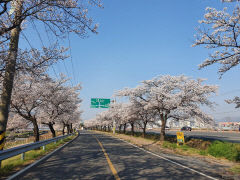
[181, 126, 192, 131]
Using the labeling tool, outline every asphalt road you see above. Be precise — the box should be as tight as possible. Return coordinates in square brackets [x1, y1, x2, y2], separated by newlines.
[164, 130, 240, 143]
[16, 131, 220, 180]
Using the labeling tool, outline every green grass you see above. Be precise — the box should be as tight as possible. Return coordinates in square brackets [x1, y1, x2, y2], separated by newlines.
[0, 135, 75, 177]
[162, 141, 178, 150]
[230, 165, 240, 174]
[208, 141, 240, 161]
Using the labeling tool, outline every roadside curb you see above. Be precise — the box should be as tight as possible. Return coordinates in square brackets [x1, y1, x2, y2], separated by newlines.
[7, 133, 79, 180]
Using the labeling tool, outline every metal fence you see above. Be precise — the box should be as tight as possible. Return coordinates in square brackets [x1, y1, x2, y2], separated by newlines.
[0, 134, 73, 164]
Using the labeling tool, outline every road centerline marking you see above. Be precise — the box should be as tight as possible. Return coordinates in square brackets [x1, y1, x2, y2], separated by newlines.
[94, 135, 121, 180]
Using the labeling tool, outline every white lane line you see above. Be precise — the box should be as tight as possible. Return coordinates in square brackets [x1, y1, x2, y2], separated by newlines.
[108, 136, 219, 180]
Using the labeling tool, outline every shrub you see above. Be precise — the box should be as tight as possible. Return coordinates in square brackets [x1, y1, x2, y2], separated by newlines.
[186, 139, 211, 150]
[208, 141, 240, 161]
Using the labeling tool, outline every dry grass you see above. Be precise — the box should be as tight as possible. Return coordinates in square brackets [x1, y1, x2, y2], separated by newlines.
[4, 131, 63, 149]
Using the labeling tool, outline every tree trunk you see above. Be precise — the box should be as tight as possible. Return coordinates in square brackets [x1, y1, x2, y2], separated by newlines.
[123, 123, 127, 134]
[142, 122, 147, 138]
[119, 124, 122, 133]
[160, 114, 167, 141]
[131, 122, 134, 136]
[62, 124, 65, 135]
[0, 3, 22, 150]
[66, 124, 70, 134]
[48, 123, 56, 138]
[32, 118, 40, 142]
[70, 123, 73, 133]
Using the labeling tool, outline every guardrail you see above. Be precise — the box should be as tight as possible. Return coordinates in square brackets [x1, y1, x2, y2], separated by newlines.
[0, 134, 73, 165]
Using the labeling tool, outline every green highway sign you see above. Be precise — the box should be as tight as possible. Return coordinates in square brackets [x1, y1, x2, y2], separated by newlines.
[91, 98, 111, 108]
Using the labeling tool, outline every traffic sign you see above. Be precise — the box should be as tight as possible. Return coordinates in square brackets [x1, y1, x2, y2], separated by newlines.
[91, 98, 110, 108]
[176, 132, 185, 145]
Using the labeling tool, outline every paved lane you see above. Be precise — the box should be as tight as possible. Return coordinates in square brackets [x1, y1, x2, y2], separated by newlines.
[17, 133, 114, 180]
[165, 130, 240, 143]
[95, 134, 218, 180]
[16, 131, 219, 180]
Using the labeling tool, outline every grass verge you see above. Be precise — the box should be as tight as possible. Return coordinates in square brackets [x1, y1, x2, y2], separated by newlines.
[0, 135, 75, 178]
[230, 165, 240, 174]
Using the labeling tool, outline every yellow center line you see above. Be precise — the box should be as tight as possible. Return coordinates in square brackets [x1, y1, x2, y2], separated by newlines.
[94, 136, 121, 180]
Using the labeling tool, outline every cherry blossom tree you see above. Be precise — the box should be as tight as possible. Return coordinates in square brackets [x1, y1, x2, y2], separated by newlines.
[7, 113, 30, 132]
[225, 96, 240, 108]
[10, 74, 49, 142]
[112, 103, 138, 136]
[0, 0, 102, 150]
[135, 107, 157, 138]
[194, 1, 240, 115]
[60, 109, 82, 134]
[193, 4, 240, 76]
[117, 75, 217, 141]
[40, 79, 82, 137]
[109, 103, 128, 133]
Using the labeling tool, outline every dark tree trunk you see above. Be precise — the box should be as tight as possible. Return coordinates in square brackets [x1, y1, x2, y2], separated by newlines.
[119, 124, 122, 133]
[142, 122, 147, 138]
[32, 118, 40, 142]
[160, 114, 167, 141]
[66, 124, 70, 134]
[123, 123, 127, 134]
[48, 123, 56, 138]
[70, 123, 73, 133]
[130, 122, 134, 136]
[0, 3, 22, 150]
[62, 124, 65, 135]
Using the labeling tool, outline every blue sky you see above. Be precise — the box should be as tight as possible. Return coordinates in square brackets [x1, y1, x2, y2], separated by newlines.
[21, 0, 240, 122]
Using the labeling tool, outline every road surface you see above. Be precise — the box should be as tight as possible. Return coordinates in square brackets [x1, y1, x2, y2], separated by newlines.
[16, 131, 221, 180]
[164, 130, 240, 143]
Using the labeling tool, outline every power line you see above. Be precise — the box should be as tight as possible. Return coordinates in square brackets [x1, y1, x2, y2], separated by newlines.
[67, 32, 77, 85]
[31, 20, 44, 47]
[22, 31, 59, 79]
[44, 25, 75, 86]
[220, 89, 240, 96]
[210, 110, 239, 115]
[31, 21, 61, 79]
[63, 60, 73, 86]
[210, 89, 240, 98]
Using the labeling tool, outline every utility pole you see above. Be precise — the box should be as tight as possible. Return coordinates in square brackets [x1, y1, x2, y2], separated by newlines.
[112, 98, 116, 134]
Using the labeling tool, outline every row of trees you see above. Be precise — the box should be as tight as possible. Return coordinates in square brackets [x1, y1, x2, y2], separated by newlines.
[0, 0, 102, 150]
[85, 75, 218, 141]
[8, 73, 82, 142]
[86, 1, 240, 141]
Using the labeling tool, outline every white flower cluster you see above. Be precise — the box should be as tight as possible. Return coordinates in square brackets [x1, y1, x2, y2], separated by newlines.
[193, 5, 240, 76]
